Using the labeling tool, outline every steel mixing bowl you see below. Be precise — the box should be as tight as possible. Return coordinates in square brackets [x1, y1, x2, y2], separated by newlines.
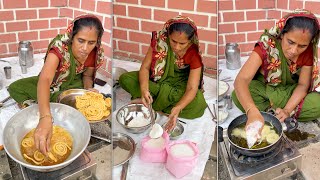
[162, 121, 184, 140]
[3, 103, 91, 172]
[116, 103, 157, 134]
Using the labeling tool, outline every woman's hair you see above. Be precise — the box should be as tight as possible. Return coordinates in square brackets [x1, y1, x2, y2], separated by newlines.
[282, 16, 319, 40]
[72, 16, 104, 42]
[168, 23, 195, 40]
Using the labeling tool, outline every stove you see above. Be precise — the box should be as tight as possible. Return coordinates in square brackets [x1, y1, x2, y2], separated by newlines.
[20, 150, 97, 180]
[219, 130, 302, 180]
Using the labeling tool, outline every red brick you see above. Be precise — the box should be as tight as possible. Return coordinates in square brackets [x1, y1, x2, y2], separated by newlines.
[246, 11, 266, 21]
[154, 10, 179, 22]
[235, 0, 256, 10]
[28, 0, 48, 7]
[198, 29, 215, 42]
[207, 43, 217, 57]
[103, 46, 112, 60]
[129, 32, 151, 44]
[237, 22, 257, 32]
[115, 0, 138, 4]
[141, 21, 163, 32]
[81, 0, 96, 11]
[0, 11, 14, 21]
[18, 31, 38, 41]
[114, 51, 129, 58]
[142, 44, 149, 54]
[199, 42, 206, 54]
[218, 46, 226, 59]
[129, 54, 144, 61]
[129, 6, 151, 19]
[0, 44, 7, 54]
[114, 5, 126, 16]
[30, 20, 49, 30]
[16, 10, 37, 20]
[168, 0, 194, 11]
[40, 29, 59, 39]
[202, 56, 216, 69]
[247, 32, 263, 42]
[204, 67, 217, 75]
[218, 0, 233, 11]
[116, 17, 139, 30]
[223, 12, 244, 22]
[267, 10, 281, 20]
[113, 40, 118, 50]
[39, 9, 59, 18]
[289, 0, 304, 10]
[210, 16, 217, 29]
[181, 13, 209, 28]
[218, 23, 235, 34]
[97, 1, 112, 15]
[258, 0, 275, 9]
[258, 20, 276, 31]
[102, 32, 111, 45]
[305, 2, 320, 15]
[69, 0, 80, 8]
[50, 19, 68, 28]
[51, 0, 67, 7]
[218, 35, 224, 45]
[225, 34, 245, 44]
[3, 0, 26, 8]
[0, 34, 16, 43]
[8, 44, 19, 53]
[118, 41, 139, 54]
[0, 23, 4, 33]
[197, 0, 216, 13]
[104, 17, 112, 31]
[113, 29, 128, 40]
[6, 22, 28, 32]
[32, 40, 50, 50]
[276, 0, 288, 9]
[141, 0, 165, 7]
[238, 43, 255, 55]
[60, 8, 73, 18]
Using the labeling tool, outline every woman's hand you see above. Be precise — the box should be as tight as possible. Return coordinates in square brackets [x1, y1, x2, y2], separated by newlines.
[164, 106, 181, 132]
[141, 90, 153, 107]
[245, 107, 264, 135]
[275, 108, 290, 122]
[34, 117, 53, 156]
[87, 88, 99, 93]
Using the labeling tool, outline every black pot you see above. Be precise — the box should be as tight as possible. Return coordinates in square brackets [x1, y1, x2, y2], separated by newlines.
[223, 111, 297, 157]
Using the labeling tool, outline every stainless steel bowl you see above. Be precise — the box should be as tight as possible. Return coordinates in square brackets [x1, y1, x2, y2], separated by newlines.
[112, 132, 136, 167]
[116, 103, 157, 134]
[112, 67, 128, 86]
[162, 122, 184, 140]
[218, 80, 230, 101]
[56, 89, 111, 123]
[3, 103, 91, 172]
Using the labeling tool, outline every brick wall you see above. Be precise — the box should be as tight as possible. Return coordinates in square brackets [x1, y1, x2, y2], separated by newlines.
[0, 0, 112, 75]
[113, 0, 217, 74]
[218, 0, 320, 59]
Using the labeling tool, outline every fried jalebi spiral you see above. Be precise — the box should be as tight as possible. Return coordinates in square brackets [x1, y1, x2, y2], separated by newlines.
[34, 150, 45, 161]
[21, 137, 34, 148]
[21, 125, 73, 166]
[52, 142, 71, 156]
[75, 92, 111, 121]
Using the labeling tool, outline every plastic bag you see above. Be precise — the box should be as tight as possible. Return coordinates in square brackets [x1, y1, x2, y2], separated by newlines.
[165, 140, 199, 178]
[140, 132, 170, 163]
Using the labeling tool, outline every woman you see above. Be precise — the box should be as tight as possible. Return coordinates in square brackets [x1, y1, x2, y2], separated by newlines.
[119, 15, 207, 132]
[8, 14, 104, 155]
[232, 9, 320, 135]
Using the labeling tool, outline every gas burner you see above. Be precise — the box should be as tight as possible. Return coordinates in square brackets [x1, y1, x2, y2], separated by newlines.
[230, 139, 283, 164]
[219, 134, 302, 179]
[20, 150, 97, 180]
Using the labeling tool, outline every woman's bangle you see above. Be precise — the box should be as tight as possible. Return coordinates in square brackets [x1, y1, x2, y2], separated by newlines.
[39, 114, 54, 123]
[245, 105, 257, 115]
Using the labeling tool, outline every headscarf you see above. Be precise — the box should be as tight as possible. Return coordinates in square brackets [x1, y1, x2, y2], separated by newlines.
[44, 14, 104, 92]
[150, 15, 200, 82]
[256, 9, 320, 91]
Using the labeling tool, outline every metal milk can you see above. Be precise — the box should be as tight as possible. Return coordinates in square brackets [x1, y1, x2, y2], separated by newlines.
[225, 43, 241, 70]
[18, 41, 34, 68]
